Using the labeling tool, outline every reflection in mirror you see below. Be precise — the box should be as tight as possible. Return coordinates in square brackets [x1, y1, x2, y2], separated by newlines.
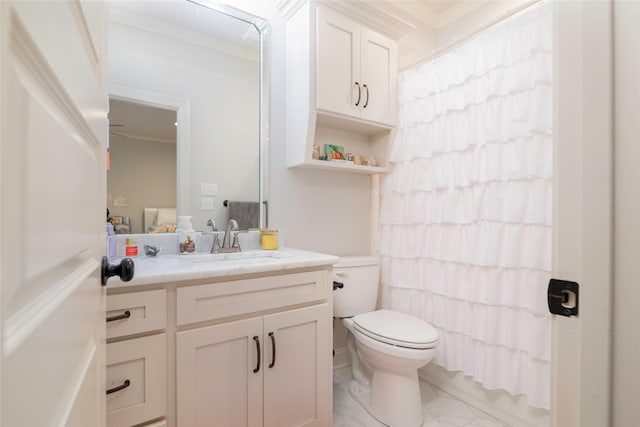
[107, 0, 264, 233]
[108, 99, 177, 234]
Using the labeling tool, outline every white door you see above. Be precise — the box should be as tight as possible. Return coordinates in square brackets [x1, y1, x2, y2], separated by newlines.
[360, 28, 396, 126]
[552, 1, 612, 426]
[316, 6, 361, 119]
[263, 304, 331, 427]
[0, 1, 108, 426]
[176, 317, 264, 427]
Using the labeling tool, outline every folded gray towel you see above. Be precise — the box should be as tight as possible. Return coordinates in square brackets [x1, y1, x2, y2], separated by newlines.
[226, 201, 259, 230]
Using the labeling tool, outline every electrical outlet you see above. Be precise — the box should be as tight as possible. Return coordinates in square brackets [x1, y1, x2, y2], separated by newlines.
[201, 197, 214, 211]
[201, 183, 218, 196]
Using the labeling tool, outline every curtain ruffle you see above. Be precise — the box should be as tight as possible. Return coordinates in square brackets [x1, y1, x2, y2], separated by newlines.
[380, 180, 552, 225]
[380, 2, 552, 410]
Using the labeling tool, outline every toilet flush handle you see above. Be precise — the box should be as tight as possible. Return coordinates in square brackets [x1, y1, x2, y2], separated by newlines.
[333, 281, 344, 291]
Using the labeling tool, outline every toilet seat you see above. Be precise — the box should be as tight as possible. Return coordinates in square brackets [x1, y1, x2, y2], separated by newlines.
[353, 309, 439, 350]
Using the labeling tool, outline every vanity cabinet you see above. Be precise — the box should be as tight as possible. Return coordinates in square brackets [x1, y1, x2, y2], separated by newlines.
[316, 6, 397, 126]
[177, 304, 330, 427]
[106, 263, 333, 427]
[283, 1, 398, 174]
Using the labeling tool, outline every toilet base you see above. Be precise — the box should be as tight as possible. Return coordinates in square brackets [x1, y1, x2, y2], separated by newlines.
[347, 369, 425, 427]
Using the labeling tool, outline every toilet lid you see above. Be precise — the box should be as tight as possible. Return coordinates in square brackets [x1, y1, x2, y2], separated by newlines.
[353, 310, 439, 349]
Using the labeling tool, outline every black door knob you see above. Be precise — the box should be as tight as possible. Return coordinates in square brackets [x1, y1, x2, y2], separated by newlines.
[101, 256, 135, 286]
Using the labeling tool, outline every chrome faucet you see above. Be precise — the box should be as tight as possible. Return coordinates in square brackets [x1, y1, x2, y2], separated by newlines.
[223, 219, 239, 248]
[210, 219, 240, 253]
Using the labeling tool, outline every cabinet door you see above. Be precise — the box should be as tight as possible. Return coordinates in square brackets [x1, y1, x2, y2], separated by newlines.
[360, 28, 397, 125]
[316, 6, 361, 118]
[263, 304, 331, 427]
[177, 317, 263, 427]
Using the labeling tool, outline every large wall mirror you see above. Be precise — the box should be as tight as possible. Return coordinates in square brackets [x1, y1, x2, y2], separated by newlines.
[107, 0, 266, 234]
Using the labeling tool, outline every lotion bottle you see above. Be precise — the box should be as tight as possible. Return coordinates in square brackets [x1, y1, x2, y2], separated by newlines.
[177, 216, 196, 254]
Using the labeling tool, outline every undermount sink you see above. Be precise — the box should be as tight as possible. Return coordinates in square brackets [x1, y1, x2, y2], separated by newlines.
[188, 250, 291, 264]
[134, 250, 292, 264]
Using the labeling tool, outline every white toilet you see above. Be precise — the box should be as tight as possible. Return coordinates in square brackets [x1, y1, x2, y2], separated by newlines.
[334, 256, 439, 427]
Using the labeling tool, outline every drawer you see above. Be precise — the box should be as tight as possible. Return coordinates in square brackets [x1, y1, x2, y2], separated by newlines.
[107, 334, 166, 427]
[177, 270, 328, 326]
[107, 289, 166, 339]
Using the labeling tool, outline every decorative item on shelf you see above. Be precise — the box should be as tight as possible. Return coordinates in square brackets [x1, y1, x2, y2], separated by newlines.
[312, 145, 320, 160]
[346, 153, 353, 162]
[319, 155, 327, 161]
[324, 144, 345, 161]
[368, 155, 378, 167]
[354, 155, 362, 165]
[260, 229, 278, 250]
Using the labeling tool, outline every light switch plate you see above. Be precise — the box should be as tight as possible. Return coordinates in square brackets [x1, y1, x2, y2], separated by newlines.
[201, 197, 214, 211]
[201, 183, 218, 196]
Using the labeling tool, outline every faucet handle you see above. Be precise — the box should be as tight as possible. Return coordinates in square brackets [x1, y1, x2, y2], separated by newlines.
[231, 231, 241, 250]
[207, 218, 217, 231]
[211, 234, 221, 253]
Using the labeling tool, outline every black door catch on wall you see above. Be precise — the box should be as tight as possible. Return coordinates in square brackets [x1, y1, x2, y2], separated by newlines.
[547, 278, 579, 317]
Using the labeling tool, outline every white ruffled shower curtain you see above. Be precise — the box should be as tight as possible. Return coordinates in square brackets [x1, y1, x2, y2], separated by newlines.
[379, 4, 552, 409]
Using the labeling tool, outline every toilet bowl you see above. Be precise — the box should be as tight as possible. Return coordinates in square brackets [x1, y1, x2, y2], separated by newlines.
[333, 257, 439, 427]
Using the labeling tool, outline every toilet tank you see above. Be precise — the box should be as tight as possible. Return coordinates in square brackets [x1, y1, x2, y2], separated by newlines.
[333, 256, 380, 318]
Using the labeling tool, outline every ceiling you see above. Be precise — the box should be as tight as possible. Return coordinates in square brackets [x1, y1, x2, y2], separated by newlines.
[370, 0, 489, 30]
[109, 98, 177, 144]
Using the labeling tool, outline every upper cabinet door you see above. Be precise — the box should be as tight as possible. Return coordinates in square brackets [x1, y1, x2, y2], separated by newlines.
[316, 6, 361, 118]
[360, 28, 397, 126]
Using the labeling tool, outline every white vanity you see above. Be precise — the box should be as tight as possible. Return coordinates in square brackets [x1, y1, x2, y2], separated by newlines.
[105, 249, 338, 427]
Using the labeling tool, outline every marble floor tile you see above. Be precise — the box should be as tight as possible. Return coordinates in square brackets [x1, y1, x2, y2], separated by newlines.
[333, 367, 509, 427]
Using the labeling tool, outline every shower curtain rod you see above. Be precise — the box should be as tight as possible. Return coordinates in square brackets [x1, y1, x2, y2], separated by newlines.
[402, 0, 545, 71]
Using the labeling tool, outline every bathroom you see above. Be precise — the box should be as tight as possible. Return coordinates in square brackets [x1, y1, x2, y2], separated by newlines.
[0, 0, 638, 426]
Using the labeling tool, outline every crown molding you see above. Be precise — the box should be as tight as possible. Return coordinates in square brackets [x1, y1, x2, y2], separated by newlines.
[317, 0, 415, 39]
[275, 0, 307, 20]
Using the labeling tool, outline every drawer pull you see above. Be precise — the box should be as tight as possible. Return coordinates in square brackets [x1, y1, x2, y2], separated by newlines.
[253, 336, 261, 373]
[106, 310, 131, 322]
[106, 379, 130, 395]
[268, 332, 276, 369]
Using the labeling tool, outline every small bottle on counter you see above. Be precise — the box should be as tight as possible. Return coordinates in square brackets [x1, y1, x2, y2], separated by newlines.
[177, 216, 197, 254]
[125, 237, 138, 257]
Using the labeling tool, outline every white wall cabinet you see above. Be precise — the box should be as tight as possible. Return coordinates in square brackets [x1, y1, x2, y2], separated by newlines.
[316, 6, 397, 126]
[107, 267, 333, 427]
[177, 304, 330, 427]
[284, 1, 398, 174]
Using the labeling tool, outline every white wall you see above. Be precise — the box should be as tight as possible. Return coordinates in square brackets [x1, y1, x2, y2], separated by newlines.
[108, 20, 259, 232]
[107, 136, 176, 233]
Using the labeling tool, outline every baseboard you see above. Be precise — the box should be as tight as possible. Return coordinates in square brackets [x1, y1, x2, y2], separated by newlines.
[333, 346, 350, 370]
[419, 364, 550, 427]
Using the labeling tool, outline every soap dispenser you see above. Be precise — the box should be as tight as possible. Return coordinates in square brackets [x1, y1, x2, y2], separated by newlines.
[177, 216, 196, 254]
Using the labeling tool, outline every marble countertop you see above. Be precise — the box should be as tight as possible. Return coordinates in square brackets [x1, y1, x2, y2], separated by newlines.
[108, 247, 339, 289]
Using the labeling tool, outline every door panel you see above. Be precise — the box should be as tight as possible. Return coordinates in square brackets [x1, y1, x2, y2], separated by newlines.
[263, 304, 331, 427]
[1, 1, 108, 425]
